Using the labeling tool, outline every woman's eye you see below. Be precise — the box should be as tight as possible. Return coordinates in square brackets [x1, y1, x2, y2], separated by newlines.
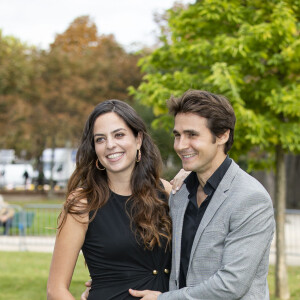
[95, 137, 104, 143]
[115, 133, 124, 138]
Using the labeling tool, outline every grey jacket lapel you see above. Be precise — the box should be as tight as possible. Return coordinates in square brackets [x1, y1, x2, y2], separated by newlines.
[171, 186, 190, 280]
[187, 161, 239, 271]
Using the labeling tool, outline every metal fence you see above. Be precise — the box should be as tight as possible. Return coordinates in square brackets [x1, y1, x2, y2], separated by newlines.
[1, 205, 300, 264]
[0, 204, 61, 251]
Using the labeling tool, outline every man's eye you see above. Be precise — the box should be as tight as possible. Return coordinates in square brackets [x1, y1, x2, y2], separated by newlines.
[188, 133, 197, 137]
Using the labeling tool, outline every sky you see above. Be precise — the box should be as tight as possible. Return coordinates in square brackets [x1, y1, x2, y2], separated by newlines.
[0, 0, 192, 50]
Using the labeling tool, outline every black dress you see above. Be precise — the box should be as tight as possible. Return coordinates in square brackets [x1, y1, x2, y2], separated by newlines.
[81, 192, 171, 300]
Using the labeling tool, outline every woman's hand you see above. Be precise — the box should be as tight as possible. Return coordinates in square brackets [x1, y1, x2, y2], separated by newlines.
[170, 169, 191, 194]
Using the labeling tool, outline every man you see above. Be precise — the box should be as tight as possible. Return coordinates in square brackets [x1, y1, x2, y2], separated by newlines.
[129, 90, 275, 299]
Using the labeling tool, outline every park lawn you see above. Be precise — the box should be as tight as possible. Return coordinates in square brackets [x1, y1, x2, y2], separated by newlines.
[0, 251, 89, 300]
[8, 197, 64, 206]
[268, 265, 300, 300]
[0, 252, 300, 300]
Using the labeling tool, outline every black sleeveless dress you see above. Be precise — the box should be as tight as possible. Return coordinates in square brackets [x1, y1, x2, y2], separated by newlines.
[81, 192, 171, 300]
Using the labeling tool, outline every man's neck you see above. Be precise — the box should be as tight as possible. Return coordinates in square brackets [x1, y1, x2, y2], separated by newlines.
[196, 154, 227, 188]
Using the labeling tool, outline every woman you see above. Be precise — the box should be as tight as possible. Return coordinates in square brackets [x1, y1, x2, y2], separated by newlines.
[47, 100, 186, 300]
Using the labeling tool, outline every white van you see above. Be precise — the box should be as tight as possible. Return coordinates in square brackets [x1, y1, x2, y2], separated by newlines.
[0, 164, 34, 189]
[42, 148, 77, 187]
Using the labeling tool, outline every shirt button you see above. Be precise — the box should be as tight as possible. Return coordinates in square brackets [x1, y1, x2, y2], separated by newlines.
[164, 268, 170, 274]
[152, 270, 158, 275]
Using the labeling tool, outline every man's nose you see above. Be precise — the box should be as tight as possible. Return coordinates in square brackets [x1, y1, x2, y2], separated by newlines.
[175, 136, 188, 151]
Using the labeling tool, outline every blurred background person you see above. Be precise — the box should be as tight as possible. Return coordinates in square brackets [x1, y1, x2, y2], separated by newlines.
[0, 194, 15, 235]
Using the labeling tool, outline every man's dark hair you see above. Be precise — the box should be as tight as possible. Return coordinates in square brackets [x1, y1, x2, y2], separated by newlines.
[167, 90, 236, 154]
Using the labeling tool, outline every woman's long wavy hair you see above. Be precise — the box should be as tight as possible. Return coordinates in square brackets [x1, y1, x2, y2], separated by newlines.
[59, 100, 172, 250]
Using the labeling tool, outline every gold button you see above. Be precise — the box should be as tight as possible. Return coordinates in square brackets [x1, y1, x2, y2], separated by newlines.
[152, 270, 158, 275]
[164, 268, 170, 274]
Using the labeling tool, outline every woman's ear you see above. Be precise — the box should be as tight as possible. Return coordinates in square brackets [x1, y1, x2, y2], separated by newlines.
[137, 131, 143, 149]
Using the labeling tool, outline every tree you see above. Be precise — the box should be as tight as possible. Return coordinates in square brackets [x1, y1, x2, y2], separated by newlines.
[44, 16, 142, 147]
[0, 16, 142, 192]
[131, 1, 300, 298]
[38, 16, 142, 192]
[0, 30, 37, 157]
[26, 16, 141, 189]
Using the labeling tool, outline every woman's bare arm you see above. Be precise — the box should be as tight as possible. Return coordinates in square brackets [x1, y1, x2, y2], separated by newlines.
[47, 201, 88, 300]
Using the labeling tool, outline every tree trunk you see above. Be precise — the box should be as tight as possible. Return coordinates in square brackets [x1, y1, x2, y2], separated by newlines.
[35, 155, 44, 191]
[48, 136, 56, 198]
[275, 145, 290, 299]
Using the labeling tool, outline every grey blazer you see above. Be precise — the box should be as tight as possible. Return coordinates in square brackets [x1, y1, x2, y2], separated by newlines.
[159, 160, 275, 300]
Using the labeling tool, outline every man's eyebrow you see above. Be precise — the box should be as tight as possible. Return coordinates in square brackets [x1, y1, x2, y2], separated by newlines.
[183, 129, 198, 134]
[172, 129, 199, 134]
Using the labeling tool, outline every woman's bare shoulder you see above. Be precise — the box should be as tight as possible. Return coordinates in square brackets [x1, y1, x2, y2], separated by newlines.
[64, 188, 89, 222]
[159, 178, 172, 195]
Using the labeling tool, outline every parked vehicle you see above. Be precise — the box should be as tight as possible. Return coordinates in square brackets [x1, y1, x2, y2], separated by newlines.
[42, 148, 77, 188]
[0, 164, 34, 189]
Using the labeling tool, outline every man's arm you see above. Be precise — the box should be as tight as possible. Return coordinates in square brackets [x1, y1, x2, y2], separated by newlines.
[80, 280, 91, 300]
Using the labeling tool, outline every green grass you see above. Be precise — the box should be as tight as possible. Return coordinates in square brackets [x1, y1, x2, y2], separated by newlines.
[7, 196, 65, 206]
[0, 251, 299, 300]
[0, 251, 89, 300]
[268, 265, 300, 300]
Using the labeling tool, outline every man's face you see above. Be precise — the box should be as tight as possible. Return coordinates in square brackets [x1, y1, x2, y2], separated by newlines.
[173, 113, 225, 176]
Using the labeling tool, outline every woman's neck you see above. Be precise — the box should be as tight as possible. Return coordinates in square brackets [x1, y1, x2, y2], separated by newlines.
[107, 172, 132, 196]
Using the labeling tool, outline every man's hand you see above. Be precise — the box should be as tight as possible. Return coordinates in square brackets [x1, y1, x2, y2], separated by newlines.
[129, 289, 161, 300]
[80, 279, 91, 300]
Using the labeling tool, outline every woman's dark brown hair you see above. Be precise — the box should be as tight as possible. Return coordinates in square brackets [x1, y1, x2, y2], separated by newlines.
[59, 100, 171, 250]
[168, 90, 236, 154]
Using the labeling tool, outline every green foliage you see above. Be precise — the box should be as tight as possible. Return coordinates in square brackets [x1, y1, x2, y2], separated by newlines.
[0, 31, 37, 155]
[0, 31, 32, 95]
[131, 0, 300, 166]
[132, 101, 176, 164]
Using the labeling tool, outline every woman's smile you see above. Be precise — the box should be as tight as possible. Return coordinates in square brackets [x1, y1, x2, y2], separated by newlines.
[106, 152, 125, 162]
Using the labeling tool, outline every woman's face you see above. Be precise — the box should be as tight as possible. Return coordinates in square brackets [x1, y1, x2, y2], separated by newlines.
[93, 112, 142, 177]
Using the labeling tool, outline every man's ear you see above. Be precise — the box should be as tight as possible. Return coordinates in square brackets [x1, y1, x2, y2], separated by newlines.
[217, 129, 230, 146]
